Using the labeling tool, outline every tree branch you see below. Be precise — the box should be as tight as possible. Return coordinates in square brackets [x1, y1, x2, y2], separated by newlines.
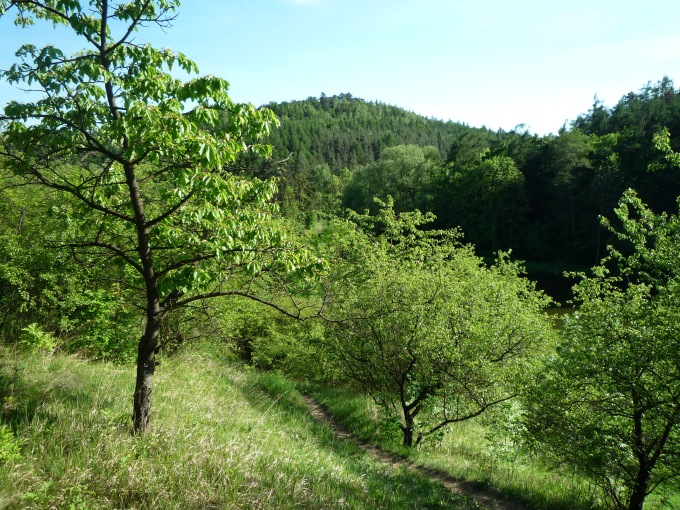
[171, 289, 319, 320]
[420, 392, 517, 440]
[63, 240, 143, 274]
[146, 190, 194, 228]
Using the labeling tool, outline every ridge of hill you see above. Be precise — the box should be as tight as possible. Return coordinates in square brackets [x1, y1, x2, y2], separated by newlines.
[263, 92, 496, 173]
[259, 82, 680, 275]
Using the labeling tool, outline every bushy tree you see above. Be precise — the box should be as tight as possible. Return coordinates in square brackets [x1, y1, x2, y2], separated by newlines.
[342, 144, 442, 214]
[0, 0, 321, 432]
[322, 201, 553, 447]
[523, 189, 680, 510]
[450, 155, 525, 251]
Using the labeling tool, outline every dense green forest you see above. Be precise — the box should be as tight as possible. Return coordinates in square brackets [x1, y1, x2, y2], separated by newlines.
[1, 1, 680, 510]
[262, 83, 680, 291]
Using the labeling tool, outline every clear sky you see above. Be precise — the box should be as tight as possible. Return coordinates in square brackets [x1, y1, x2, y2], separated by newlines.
[1, 0, 679, 135]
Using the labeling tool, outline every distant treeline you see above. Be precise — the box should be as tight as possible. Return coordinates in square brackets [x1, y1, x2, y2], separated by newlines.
[259, 79, 680, 273]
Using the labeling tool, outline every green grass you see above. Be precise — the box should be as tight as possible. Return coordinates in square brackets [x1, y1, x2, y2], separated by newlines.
[307, 385, 603, 510]
[0, 345, 478, 509]
[308, 385, 680, 510]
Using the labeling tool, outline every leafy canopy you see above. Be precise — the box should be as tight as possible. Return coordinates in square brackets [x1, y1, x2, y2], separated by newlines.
[0, 0, 321, 308]
[524, 189, 680, 510]
[322, 200, 553, 447]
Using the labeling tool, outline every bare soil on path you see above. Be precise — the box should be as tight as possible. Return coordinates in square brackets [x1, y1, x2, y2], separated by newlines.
[303, 395, 526, 510]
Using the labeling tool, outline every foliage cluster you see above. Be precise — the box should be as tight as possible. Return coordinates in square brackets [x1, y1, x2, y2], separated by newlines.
[523, 191, 680, 510]
[314, 202, 554, 447]
[0, 178, 138, 360]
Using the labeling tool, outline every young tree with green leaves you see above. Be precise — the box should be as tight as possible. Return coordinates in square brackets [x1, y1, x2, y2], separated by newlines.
[322, 201, 553, 447]
[523, 189, 680, 510]
[342, 144, 442, 215]
[0, 0, 321, 433]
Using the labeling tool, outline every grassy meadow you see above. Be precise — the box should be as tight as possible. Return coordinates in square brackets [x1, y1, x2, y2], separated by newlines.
[1, 343, 678, 509]
[0, 344, 476, 509]
[308, 387, 598, 510]
[308, 387, 680, 510]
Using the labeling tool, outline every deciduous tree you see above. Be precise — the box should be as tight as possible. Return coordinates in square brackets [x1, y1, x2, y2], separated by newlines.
[523, 189, 680, 510]
[0, 0, 321, 433]
[323, 201, 553, 447]
[342, 144, 441, 214]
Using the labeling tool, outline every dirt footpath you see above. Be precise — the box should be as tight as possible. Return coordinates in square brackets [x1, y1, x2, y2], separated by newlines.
[303, 396, 526, 510]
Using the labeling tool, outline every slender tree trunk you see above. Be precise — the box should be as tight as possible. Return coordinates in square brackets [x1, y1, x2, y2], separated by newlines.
[402, 411, 415, 447]
[627, 468, 649, 510]
[402, 422, 414, 448]
[628, 391, 650, 510]
[133, 310, 161, 433]
[125, 161, 161, 434]
[98, 2, 164, 434]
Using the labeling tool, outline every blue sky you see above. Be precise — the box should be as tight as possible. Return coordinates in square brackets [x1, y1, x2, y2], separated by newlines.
[1, 0, 679, 135]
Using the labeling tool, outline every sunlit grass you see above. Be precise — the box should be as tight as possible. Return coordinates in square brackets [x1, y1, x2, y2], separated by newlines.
[0, 345, 476, 509]
[308, 384, 607, 510]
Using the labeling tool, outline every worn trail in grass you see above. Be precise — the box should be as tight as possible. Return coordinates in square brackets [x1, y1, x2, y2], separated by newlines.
[303, 395, 523, 510]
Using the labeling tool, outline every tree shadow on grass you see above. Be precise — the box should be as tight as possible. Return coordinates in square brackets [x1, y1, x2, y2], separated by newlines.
[0, 354, 95, 433]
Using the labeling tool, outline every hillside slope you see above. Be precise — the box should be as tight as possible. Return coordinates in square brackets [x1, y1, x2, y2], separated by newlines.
[0, 346, 475, 509]
[264, 93, 494, 173]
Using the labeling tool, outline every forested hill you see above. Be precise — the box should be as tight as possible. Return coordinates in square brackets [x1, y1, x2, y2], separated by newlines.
[263, 92, 494, 172]
[262, 80, 680, 279]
